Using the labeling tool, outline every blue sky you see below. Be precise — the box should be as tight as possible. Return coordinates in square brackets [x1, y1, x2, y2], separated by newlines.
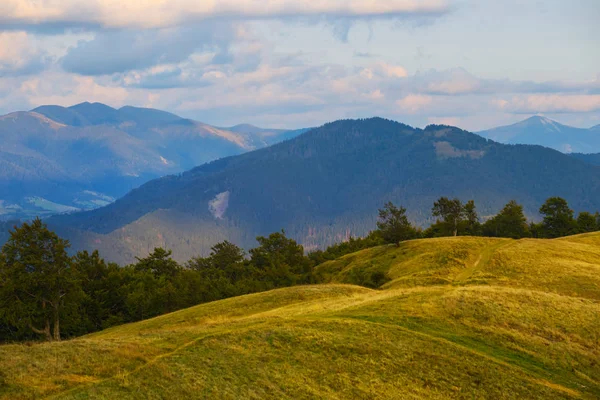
[0, 0, 598, 130]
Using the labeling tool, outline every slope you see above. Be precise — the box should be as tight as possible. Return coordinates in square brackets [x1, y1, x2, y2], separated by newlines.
[1, 234, 599, 399]
[478, 116, 600, 153]
[49, 117, 600, 264]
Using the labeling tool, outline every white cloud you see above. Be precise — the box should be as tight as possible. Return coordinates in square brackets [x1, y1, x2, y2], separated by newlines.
[0, 31, 48, 76]
[378, 62, 408, 78]
[16, 72, 137, 109]
[495, 94, 600, 114]
[396, 94, 433, 113]
[1, 0, 451, 29]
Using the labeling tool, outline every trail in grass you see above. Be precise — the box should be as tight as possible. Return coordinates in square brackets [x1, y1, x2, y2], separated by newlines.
[45, 296, 588, 400]
[43, 326, 254, 400]
[454, 239, 513, 282]
[323, 316, 582, 398]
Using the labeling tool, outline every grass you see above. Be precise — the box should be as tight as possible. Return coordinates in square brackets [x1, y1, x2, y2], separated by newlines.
[1, 234, 599, 399]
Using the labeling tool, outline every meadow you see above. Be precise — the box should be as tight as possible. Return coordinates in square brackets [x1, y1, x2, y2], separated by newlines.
[1, 234, 599, 399]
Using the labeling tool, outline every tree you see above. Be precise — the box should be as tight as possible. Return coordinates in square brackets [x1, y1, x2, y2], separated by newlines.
[208, 241, 245, 271]
[462, 200, 481, 236]
[539, 197, 577, 238]
[134, 248, 180, 277]
[432, 197, 465, 237]
[0, 219, 79, 341]
[250, 231, 313, 285]
[377, 202, 418, 245]
[73, 250, 126, 333]
[187, 241, 248, 296]
[577, 212, 599, 233]
[482, 200, 530, 239]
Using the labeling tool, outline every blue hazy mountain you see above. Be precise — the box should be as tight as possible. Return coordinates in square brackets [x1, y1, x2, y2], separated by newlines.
[478, 116, 600, 153]
[47, 117, 600, 264]
[0, 103, 301, 220]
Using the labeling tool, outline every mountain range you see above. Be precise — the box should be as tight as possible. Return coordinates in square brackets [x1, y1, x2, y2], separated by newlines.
[47, 117, 600, 264]
[0, 102, 306, 219]
[477, 115, 600, 153]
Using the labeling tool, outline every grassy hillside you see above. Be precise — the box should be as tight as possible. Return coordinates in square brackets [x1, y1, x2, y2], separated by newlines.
[1, 235, 599, 399]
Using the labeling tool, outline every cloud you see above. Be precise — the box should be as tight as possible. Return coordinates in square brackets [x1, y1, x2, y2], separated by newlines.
[402, 68, 600, 96]
[61, 24, 236, 75]
[0, 31, 50, 76]
[495, 94, 600, 114]
[378, 62, 408, 78]
[1, 0, 452, 30]
[396, 94, 433, 113]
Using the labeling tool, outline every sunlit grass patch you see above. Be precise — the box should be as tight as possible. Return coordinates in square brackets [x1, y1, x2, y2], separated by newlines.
[2, 233, 600, 399]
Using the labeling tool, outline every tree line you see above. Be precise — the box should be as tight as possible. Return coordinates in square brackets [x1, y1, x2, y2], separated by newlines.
[1, 196, 598, 343]
[374, 196, 599, 244]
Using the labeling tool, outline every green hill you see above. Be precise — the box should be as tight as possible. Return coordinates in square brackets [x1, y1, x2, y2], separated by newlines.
[1, 234, 599, 399]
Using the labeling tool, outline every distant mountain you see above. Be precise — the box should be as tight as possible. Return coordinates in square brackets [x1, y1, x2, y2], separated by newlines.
[478, 116, 600, 153]
[47, 117, 600, 264]
[225, 123, 309, 148]
[0, 103, 302, 219]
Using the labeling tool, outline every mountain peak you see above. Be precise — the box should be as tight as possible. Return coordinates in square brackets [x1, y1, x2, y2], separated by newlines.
[521, 115, 557, 125]
[67, 102, 119, 125]
[69, 101, 115, 110]
[477, 115, 600, 153]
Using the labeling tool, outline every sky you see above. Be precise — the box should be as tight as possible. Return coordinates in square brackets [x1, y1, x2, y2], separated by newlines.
[0, 0, 599, 131]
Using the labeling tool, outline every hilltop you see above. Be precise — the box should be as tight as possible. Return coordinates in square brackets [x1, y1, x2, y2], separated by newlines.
[1, 233, 599, 399]
[0, 103, 303, 219]
[48, 117, 600, 264]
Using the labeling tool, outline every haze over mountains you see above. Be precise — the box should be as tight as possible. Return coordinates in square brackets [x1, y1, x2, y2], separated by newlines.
[0, 102, 305, 220]
[478, 115, 600, 153]
[47, 117, 600, 264]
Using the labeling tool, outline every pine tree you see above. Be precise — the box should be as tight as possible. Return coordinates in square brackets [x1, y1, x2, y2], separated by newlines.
[0, 219, 80, 341]
[539, 197, 577, 238]
[482, 200, 530, 239]
[377, 202, 418, 245]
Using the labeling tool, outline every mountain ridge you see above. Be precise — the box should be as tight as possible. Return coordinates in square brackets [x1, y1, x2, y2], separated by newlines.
[48, 117, 600, 264]
[0, 103, 304, 219]
[478, 115, 600, 153]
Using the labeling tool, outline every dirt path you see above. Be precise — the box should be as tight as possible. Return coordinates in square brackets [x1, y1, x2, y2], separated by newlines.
[454, 239, 514, 282]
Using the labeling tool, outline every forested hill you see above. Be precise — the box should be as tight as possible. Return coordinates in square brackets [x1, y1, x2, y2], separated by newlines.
[48, 117, 600, 264]
[571, 153, 600, 166]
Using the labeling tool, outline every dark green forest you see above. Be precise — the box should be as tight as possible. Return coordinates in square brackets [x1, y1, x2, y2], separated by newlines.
[46, 118, 600, 265]
[1, 196, 598, 343]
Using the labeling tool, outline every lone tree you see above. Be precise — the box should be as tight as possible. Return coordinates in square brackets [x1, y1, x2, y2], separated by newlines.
[432, 197, 465, 236]
[0, 219, 79, 341]
[539, 197, 577, 238]
[462, 200, 481, 236]
[377, 202, 418, 245]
